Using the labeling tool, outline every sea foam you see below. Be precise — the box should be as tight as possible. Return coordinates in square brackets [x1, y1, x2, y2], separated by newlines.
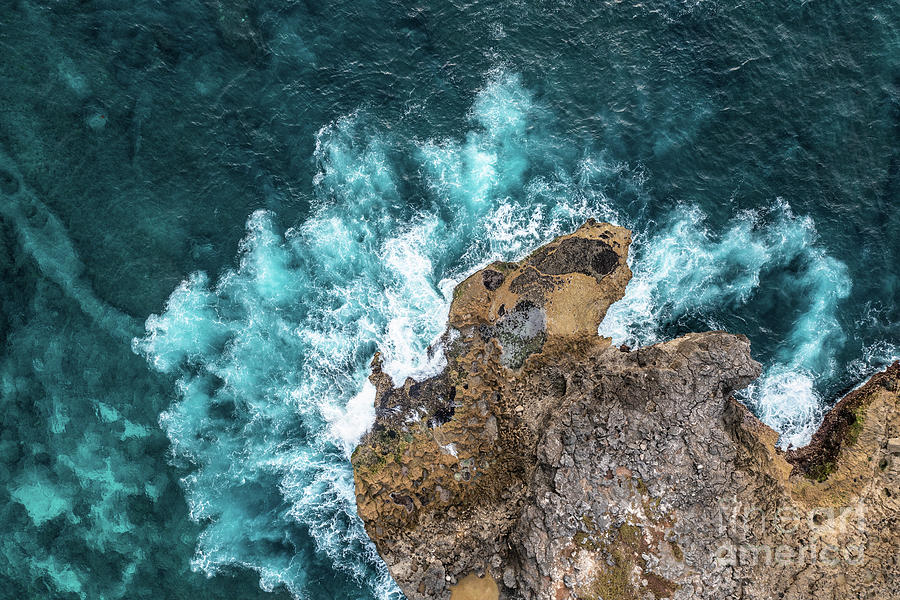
[135, 73, 609, 599]
[136, 72, 855, 599]
[599, 201, 852, 447]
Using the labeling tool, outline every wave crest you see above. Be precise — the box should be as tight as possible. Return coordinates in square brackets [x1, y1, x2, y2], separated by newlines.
[599, 201, 852, 447]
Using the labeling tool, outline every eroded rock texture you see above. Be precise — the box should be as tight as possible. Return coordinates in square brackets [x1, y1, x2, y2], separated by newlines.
[351, 221, 900, 600]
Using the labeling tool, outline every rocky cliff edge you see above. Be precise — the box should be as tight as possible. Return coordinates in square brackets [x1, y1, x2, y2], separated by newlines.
[351, 220, 900, 600]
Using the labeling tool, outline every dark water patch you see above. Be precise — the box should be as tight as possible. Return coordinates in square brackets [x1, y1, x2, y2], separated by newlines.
[0, 169, 19, 195]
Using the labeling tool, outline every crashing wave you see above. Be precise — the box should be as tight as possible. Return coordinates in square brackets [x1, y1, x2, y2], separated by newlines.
[136, 72, 859, 597]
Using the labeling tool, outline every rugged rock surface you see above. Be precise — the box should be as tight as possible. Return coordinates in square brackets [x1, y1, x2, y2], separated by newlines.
[351, 220, 900, 600]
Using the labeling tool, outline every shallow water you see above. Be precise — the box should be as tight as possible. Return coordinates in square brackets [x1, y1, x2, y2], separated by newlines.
[0, 1, 897, 598]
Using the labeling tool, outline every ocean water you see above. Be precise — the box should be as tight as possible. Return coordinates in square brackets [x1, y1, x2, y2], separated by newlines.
[0, 1, 897, 598]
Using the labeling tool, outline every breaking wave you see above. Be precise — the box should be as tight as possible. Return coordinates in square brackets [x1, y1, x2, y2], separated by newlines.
[134, 73, 616, 598]
[136, 72, 862, 598]
[599, 202, 852, 447]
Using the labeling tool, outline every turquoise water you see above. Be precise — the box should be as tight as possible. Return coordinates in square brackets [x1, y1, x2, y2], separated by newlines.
[1, 1, 897, 598]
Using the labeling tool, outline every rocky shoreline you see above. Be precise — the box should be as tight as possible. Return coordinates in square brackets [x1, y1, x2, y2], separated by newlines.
[352, 221, 899, 600]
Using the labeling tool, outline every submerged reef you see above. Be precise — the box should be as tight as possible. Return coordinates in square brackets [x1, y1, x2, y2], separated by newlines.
[352, 221, 900, 600]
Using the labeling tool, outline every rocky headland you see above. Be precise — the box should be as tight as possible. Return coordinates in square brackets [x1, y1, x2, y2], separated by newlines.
[351, 221, 900, 600]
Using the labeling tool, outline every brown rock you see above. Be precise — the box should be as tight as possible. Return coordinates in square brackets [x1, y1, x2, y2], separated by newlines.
[887, 437, 900, 455]
[352, 221, 900, 600]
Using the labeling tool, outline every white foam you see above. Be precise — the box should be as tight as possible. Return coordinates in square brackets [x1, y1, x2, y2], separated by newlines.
[745, 367, 823, 449]
[325, 380, 376, 456]
[599, 201, 852, 448]
[133, 70, 669, 599]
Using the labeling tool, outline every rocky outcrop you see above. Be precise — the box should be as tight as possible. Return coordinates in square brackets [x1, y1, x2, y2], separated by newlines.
[351, 221, 900, 600]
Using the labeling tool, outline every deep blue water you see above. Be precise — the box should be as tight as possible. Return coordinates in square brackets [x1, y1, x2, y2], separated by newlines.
[0, 1, 897, 598]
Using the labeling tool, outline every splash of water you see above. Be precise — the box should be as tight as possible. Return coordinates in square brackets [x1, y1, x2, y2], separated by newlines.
[136, 72, 857, 598]
[599, 201, 852, 447]
[134, 73, 613, 598]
